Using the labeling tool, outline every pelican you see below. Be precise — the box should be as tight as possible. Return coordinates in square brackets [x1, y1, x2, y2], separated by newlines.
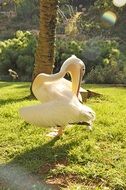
[19, 55, 95, 137]
[8, 69, 18, 80]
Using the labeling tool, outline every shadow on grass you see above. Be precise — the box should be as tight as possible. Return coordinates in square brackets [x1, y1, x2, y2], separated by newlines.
[84, 84, 126, 89]
[0, 81, 30, 89]
[0, 95, 35, 106]
[0, 137, 79, 190]
[14, 84, 31, 89]
[0, 82, 14, 88]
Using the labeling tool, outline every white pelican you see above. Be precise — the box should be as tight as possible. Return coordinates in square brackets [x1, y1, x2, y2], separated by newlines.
[19, 55, 95, 136]
[32, 55, 85, 103]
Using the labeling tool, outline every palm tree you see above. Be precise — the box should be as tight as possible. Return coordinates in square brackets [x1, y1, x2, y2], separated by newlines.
[33, 0, 58, 79]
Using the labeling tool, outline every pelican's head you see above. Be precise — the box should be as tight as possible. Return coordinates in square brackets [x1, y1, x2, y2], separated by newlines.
[60, 55, 85, 97]
[60, 55, 85, 73]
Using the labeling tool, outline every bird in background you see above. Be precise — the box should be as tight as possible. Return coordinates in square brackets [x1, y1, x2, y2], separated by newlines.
[8, 69, 18, 80]
[19, 55, 95, 137]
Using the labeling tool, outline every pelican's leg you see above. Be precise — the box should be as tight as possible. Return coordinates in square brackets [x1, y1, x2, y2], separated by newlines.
[57, 126, 64, 136]
[87, 125, 92, 131]
[86, 121, 93, 131]
[47, 126, 64, 137]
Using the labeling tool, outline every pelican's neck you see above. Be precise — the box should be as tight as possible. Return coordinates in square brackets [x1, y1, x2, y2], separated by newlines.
[70, 68, 81, 96]
[33, 60, 82, 97]
[60, 60, 82, 96]
[51, 69, 81, 96]
[32, 70, 65, 91]
[42, 71, 65, 82]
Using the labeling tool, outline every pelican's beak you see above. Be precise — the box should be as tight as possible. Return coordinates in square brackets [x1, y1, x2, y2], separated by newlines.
[76, 68, 85, 97]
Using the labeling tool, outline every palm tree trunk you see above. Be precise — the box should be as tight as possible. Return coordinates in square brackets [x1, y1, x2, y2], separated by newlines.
[33, 0, 58, 79]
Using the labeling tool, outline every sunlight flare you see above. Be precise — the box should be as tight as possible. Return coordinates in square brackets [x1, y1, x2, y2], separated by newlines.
[102, 11, 117, 26]
[113, 0, 126, 7]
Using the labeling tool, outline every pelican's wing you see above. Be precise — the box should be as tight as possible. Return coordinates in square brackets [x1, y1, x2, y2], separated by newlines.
[19, 99, 80, 128]
[32, 78, 73, 103]
[33, 77, 83, 103]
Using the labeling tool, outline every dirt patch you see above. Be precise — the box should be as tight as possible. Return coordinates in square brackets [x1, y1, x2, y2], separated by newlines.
[38, 159, 68, 176]
[37, 159, 108, 189]
[46, 173, 79, 188]
[0, 160, 108, 190]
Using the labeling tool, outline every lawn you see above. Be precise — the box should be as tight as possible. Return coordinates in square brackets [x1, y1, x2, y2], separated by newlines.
[0, 82, 126, 190]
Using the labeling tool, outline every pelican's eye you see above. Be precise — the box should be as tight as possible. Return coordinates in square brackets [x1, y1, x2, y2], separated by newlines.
[81, 67, 85, 73]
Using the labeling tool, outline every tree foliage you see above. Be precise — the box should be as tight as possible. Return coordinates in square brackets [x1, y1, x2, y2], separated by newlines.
[0, 31, 37, 81]
[0, 0, 126, 84]
[55, 38, 126, 84]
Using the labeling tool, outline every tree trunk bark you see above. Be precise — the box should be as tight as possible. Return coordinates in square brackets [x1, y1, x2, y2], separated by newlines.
[33, 0, 58, 79]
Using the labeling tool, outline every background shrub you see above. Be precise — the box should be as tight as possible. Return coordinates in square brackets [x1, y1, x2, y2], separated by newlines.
[85, 65, 126, 84]
[16, 0, 39, 25]
[55, 37, 126, 84]
[0, 31, 126, 84]
[0, 31, 37, 81]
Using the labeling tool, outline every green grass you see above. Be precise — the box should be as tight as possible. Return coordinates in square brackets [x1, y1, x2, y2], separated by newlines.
[0, 82, 126, 190]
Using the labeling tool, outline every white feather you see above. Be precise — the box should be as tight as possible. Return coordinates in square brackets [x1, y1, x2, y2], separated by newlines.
[20, 96, 95, 127]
